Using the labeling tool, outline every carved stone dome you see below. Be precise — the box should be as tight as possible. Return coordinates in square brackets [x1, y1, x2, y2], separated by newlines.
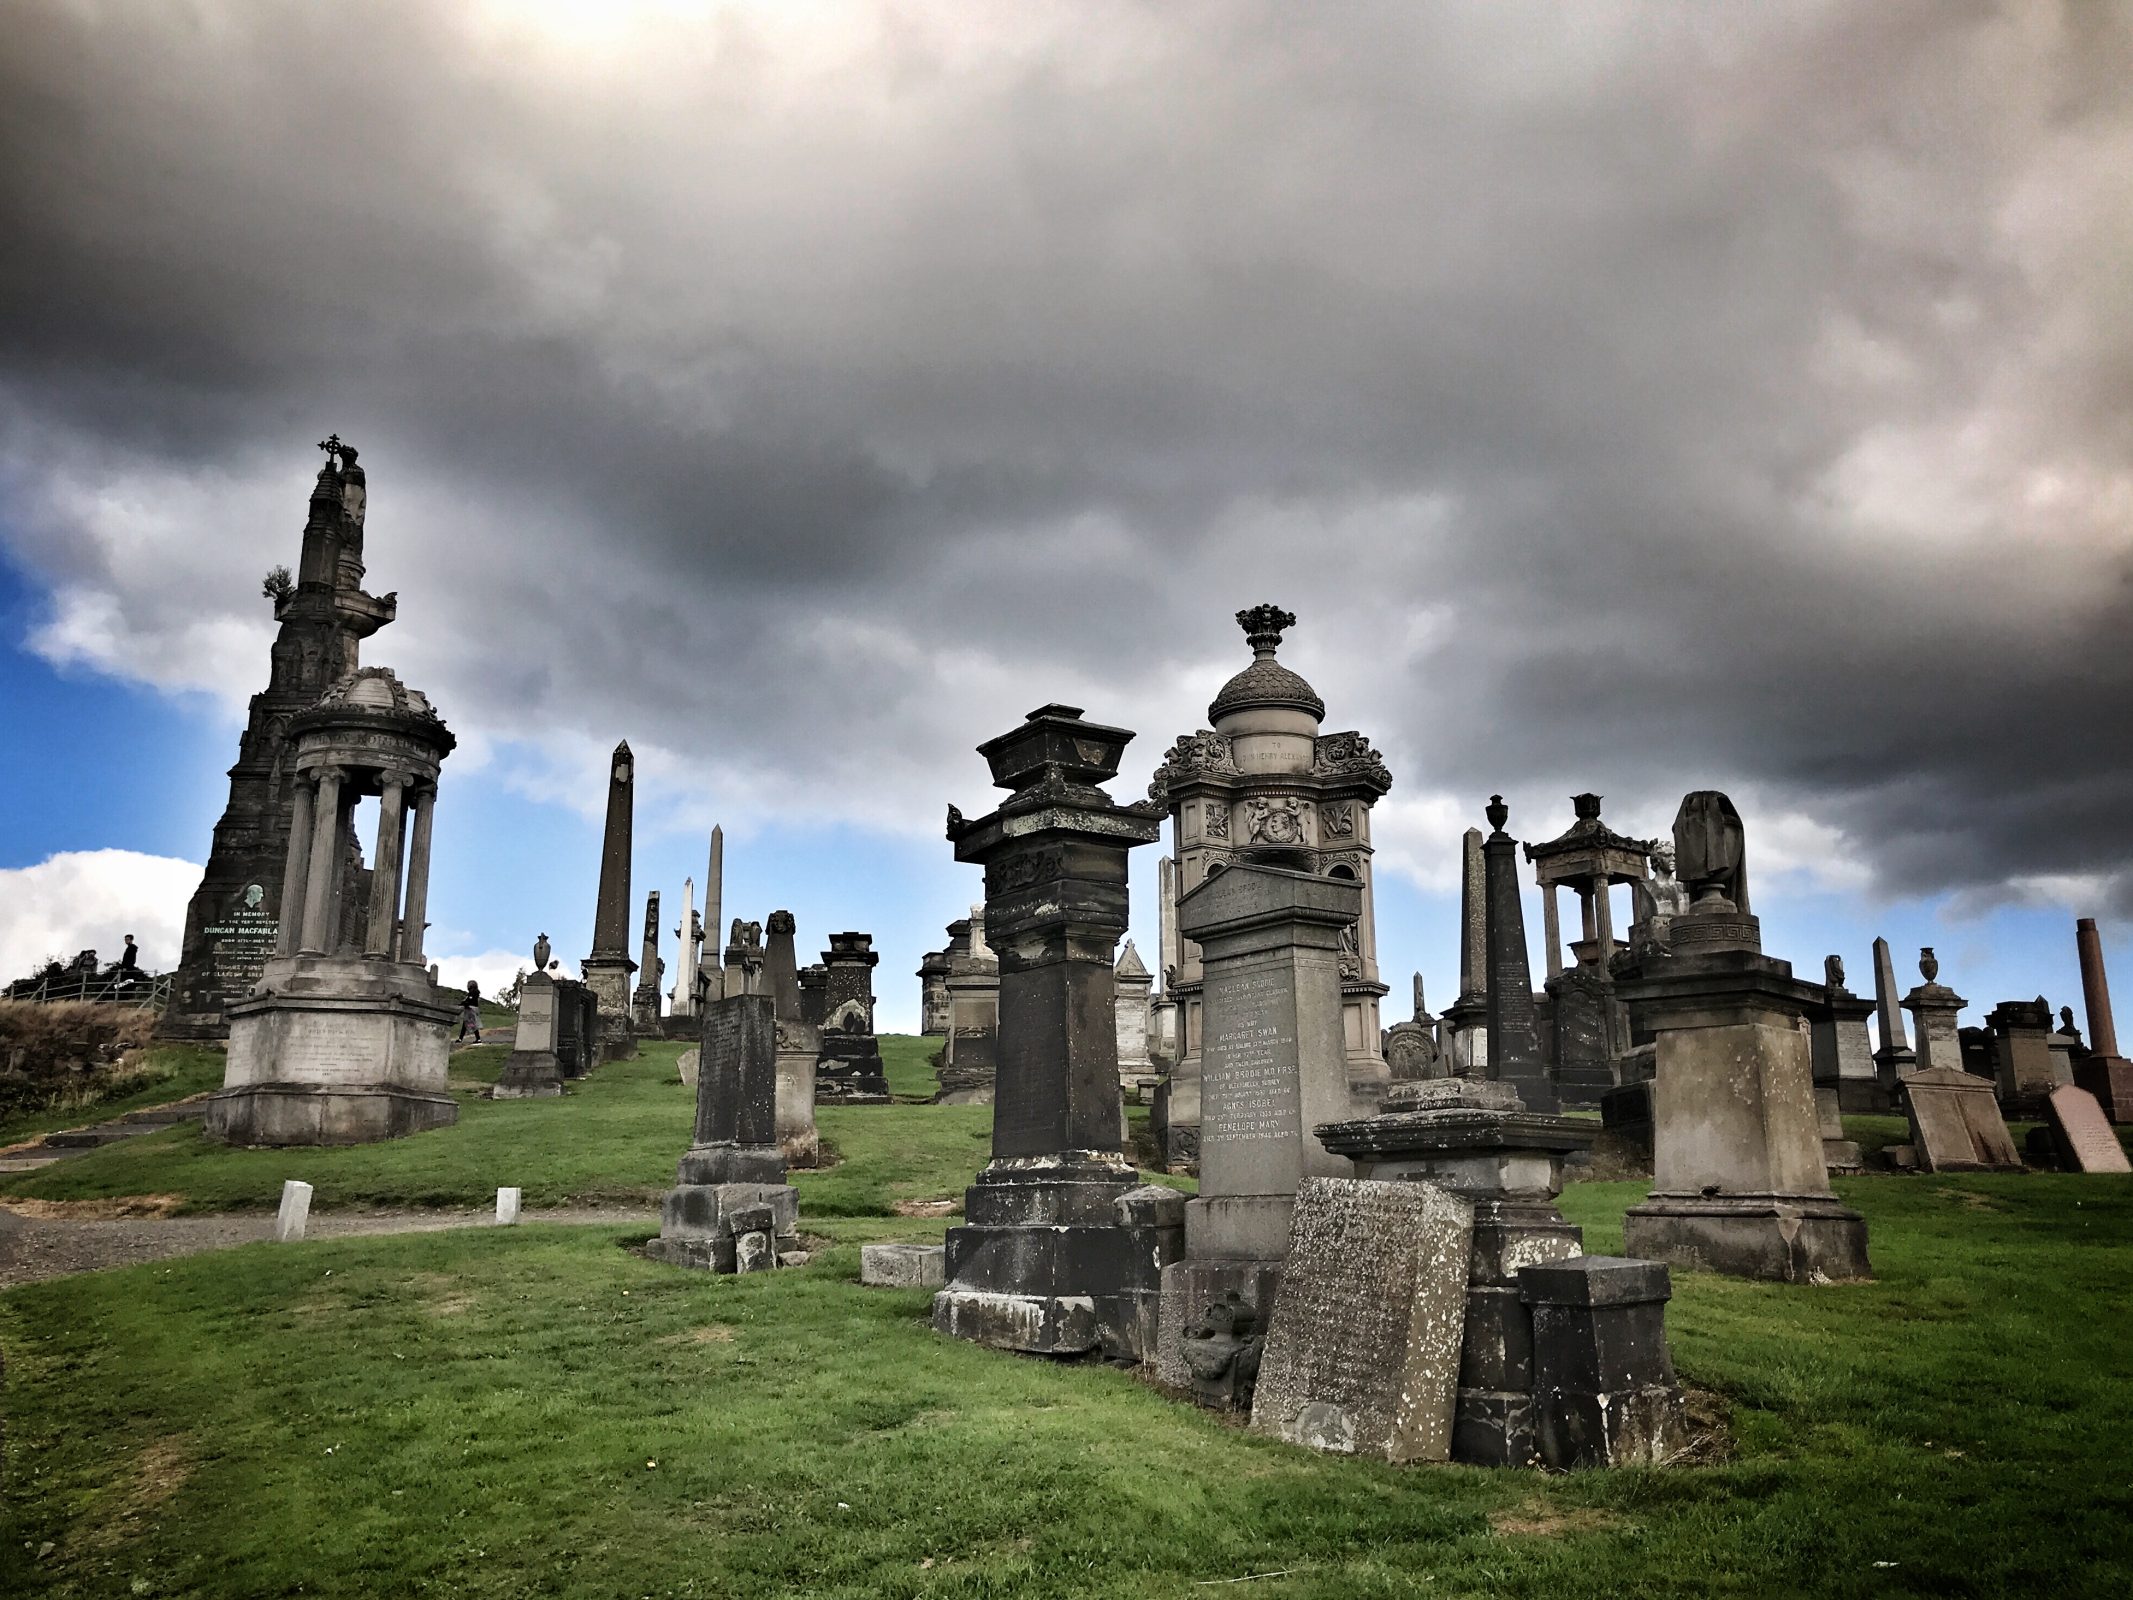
[314, 666, 436, 720]
[1208, 604, 1325, 723]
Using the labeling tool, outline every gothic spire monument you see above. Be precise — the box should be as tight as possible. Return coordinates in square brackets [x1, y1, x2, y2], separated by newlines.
[162, 437, 400, 1039]
[1147, 605, 1394, 1167]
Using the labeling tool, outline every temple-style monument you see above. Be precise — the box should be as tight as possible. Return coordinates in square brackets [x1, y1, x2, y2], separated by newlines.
[1149, 606, 1393, 1166]
[206, 666, 458, 1145]
[163, 437, 398, 1038]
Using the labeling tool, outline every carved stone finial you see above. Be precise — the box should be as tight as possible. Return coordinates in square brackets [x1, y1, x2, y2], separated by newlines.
[1235, 604, 1297, 657]
[1486, 794, 1509, 833]
[1919, 946, 1939, 983]
[1573, 792, 1602, 822]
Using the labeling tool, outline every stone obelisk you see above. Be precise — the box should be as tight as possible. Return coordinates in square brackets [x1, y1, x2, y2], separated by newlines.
[1442, 827, 1489, 1073]
[579, 741, 638, 1059]
[1483, 798, 1554, 1112]
[1869, 935, 1914, 1099]
[2075, 917, 2131, 1121]
[699, 826, 725, 1007]
[669, 876, 698, 1020]
[632, 891, 664, 1030]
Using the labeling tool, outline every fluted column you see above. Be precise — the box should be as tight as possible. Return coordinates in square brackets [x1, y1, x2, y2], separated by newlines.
[275, 774, 317, 957]
[399, 786, 436, 966]
[1593, 876, 1616, 963]
[299, 767, 346, 954]
[1542, 884, 1563, 980]
[366, 775, 409, 956]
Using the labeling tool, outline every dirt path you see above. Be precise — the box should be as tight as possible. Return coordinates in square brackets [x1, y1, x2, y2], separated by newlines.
[0, 1201, 650, 1290]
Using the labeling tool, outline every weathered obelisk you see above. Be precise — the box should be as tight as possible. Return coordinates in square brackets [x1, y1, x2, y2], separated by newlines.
[1441, 827, 1489, 1073]
[1483, 798, 1554, 1112]
[579, 741, 638, 1059]
[698, 826, 725, 1008]
[1869, 935, 1915, 1099]
[669, 876, 698, 1021]
[632, 891, 664, 1030]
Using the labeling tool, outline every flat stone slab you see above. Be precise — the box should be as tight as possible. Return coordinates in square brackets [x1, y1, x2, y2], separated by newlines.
[1899, 1066, 2021, 1173]
[2045, 1085, 2131, 1173]
[860, 1243, 947, 1288]
[1249, 1176, 1474, 1464]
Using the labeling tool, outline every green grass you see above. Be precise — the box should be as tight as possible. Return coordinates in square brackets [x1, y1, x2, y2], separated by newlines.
[0, 1038, 1177, 1215]
[0, 1046, 226, 1148]
[880, 1032, 943, 1100]
[5, 1174, 2131, 1597]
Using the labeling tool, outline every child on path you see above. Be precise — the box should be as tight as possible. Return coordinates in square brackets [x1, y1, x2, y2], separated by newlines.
[458, 980, 483, 1044]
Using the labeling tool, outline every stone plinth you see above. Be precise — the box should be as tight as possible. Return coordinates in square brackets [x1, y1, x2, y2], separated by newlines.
[1614, 922, 1870, 1283]
[1248, 1177, 1473, 1464]
[1114, 939, 1156, 1095]
[1811, 987, 1884, 1115]
[1899, 1066, 2021, 1173]
[1901, 957, 1966, 1080]
[1157, 864, 1359, 1378]
[494, 970, 564, 1098]
[645, 994, 800, 1271]
[212, 955, 457, 1145]
[1482, 799, 1555, 1113]
[1987, 998, 2058, 1117]
[1518, 1256, 1688, 1469]
[932, 704, 1174, 1361]
[1316, 1078, 1596, 1467]
[861, 1244, 949, 1288]
[775, 1021, 822, 1167]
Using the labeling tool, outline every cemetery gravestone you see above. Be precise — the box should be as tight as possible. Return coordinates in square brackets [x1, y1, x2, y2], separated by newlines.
[2042, 1084, 2130, 1174]
[1249, 1177, 1474, 1464]
[494, 964, 565, 1098]
[1518, 1256, 1688, 1469]
[1899, 1066, 2022, 1173]
[275, 1180, 313, 1242]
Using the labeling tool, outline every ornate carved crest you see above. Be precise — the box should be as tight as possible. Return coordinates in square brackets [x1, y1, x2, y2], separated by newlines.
[1147, 730, 1239, 804]
[1313, 731, 1393, 794]
[985, 847, 1064, 897]
[1321, 801, 1355, 838]
[1203, 801, 1230, 840]
[1245, 795, 1307, 847]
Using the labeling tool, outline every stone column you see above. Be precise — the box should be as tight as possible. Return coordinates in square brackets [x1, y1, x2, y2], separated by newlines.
[1593, 878, 1616, 963]
[1870, 934, 1915, 1095]
[398, 786, 435, 965]
[2073, 918, 2131, 1121]
[275, 774, 317, 958]
[1483, 797, 1555, 1113]
[1541, 884, 1563, 981]
[632, 891, 664, 1028]
[580, 742, 639, 1056]
[365, 775, 408, 957]
[1900, 950, 1966, 1076]
[1442, 827, 1490, 1072]
[932, 704, 1176, 1361]
[298, 767, 345, 955]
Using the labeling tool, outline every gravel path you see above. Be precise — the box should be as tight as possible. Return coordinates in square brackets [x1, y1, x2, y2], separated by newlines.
[0, 1202, 652, 1289]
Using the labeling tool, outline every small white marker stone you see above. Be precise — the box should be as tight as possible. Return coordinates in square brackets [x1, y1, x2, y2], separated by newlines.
[496, 1187, 522, 1225]
[275, 1180, 313, 1242]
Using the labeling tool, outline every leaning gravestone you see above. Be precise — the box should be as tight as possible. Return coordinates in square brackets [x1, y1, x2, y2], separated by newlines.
[1899, 1066, 2021, 1173]
[677, 1047, 699, 1088]
[2043, 1084, 2131, 1174]
[1249, 1177, 1474, 1464]
[275, 1180, 313, 1243]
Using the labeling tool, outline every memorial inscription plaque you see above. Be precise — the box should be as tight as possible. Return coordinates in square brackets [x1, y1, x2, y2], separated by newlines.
[1250, 1177, 1474, 1463]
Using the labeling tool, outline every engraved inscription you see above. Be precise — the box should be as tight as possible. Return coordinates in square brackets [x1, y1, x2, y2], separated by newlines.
[1204, 968, 1299, 1146]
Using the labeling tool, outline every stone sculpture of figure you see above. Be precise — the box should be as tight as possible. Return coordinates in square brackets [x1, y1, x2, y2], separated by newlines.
[2060, 1006, 2083, 1041]
[1673, 791, 1748, 915]
[1179, 1291, 1264, 1412]
[1631, 842, 1689, 954]
[534, 932, 551, 971]
[1824, 954, 1846, 992]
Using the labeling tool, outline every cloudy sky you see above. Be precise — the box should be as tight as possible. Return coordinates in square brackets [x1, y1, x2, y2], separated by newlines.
[2, 0, 2128, 1034]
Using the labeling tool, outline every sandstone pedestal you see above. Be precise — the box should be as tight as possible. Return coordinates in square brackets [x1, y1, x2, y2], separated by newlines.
[1614, 820, 1869, 1285]
[493, 969, 564, 1099]
[1156, 863, 1361, 1387]
[931, 705, 1175, 1361]
[1987, 998, 2059, 1119]
[1316, 1078, 1595, 1467]
[1811, 986, 1884, 1115]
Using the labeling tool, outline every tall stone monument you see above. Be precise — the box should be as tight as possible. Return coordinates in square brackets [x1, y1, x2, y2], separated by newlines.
[1150, 605, 1395, 1166]
[206, 668, 458, 1145]
[815, 932, 888, 1102]
[1900, 949, 1965, 1077]
[932, 704, 1178, 1360]
[669, 877, 699, 1021]
[631, 891, 664, 1031]
[2075, 918, 2132, 1122]
[698, 826, 725, 1009]
[1985, 996, 2058, 1118]
[937, 908, 1001, 1101]
[495, 936, 565, 1099]
[1870, 936, 1916, 1096]
[1156, 862, 1362, 1382]
[644, 993, 801, 1272]
[579, 742, 638, 1059]
[164, 437, 398, 1040]
[1114, 939, 1157, 1099]
[763, 911, 821, 1165]
[1809, 954, 1884, 1114]
[1151, 855, 1182, 1061]
[917, 944, 952, 1035]
[1523, 794, 1650, 1108]
[1441, 828, 1489, 1073]
[1482, 798, 1556, 1113]
[1613, 792, 1870, 1283]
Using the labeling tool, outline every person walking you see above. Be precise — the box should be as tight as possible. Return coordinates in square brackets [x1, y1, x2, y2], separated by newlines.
[458, 980, 484, 1044]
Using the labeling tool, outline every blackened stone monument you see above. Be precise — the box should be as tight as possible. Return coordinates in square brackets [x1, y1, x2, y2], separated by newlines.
[579, 743, 639, 1059]
[1523, 794, 1650, 1109]
[1613, 792, 1870, 1283]
[1482, 798, 1556, 1113]
[1869, 935, 1917, 1098]
[207, 667, 458, 1145]
[1518, 1256, 1688, 1469]
[165, 438, 397, 1040]
[631, 891, 664, 1031]
[931, 704, 1178, 1361]
[645, 992, 801, 1271]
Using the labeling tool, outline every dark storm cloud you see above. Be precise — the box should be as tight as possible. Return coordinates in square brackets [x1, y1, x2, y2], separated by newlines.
[2, 0, 2129, 913]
